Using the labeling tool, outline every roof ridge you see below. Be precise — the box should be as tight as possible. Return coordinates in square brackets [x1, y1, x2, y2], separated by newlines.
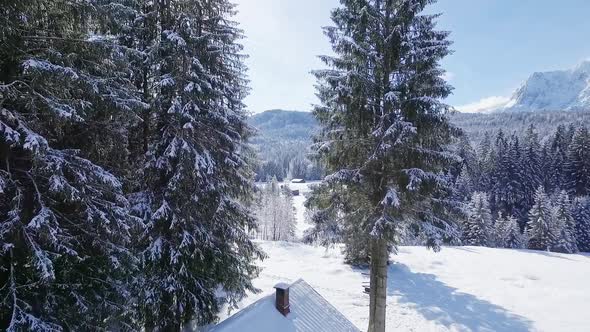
[290, 278, 306, 286]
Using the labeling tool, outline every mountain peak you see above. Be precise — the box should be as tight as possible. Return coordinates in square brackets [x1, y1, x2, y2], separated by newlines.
[573, 59, 590, 74]
[500, 60, 590, 113]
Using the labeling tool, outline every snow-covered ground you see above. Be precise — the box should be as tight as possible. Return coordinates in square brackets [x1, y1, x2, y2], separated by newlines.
[283, 181, 319, 239]
[231, 181, 590, 331]
[222, 241, 590, 332]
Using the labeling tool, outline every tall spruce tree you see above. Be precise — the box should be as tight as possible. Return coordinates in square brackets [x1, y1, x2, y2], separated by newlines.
[522, 125, 542, 209]
[310, 1, 460, 330]
[552, 191, 578, 253]
[462, 192, 493, 246]
[131, 0, 263, 330]
[572, 197, 590, 252]
[540, 140, 552, 191]
[548, 124, 569, 192]
[565, 127, 590, 196]
[526, 187, 559, 251]
[476, 132, 495, 193]
[493, 134, 526, 221]
[1, 0, 143, 330]
[494, 214, 525, 249]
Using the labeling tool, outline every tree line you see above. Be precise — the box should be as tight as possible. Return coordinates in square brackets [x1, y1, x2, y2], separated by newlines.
[450, 111, 590, 144]
[251, 177, 297, 241]
[0, 1, 261, 331]
[456, 124, 590, 252]
[254, 147, 324, 182]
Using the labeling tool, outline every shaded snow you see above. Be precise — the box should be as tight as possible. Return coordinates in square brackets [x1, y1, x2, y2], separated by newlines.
[219, 241, 590, 331]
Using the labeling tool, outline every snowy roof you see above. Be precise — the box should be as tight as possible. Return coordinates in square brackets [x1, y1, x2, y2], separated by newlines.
[211, 279, 359, 332]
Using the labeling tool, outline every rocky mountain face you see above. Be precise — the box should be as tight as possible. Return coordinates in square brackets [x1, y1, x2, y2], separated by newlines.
[500, 61, 590, 112]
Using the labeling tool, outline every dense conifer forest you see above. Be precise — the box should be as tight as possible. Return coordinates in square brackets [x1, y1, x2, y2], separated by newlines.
[0, 1, 261, 330]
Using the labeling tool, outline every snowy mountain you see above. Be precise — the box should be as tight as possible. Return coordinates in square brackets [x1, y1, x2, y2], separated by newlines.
[500, 61, 590, 112]
[250, 109, 590, 146]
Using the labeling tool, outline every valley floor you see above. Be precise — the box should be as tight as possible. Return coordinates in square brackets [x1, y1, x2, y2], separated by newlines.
[226, 182, 590, 331]
[221, 241, 590, 332]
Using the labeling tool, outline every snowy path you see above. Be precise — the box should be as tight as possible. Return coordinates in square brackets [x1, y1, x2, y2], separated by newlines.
[221, 241, 590, 332]
[283, 181, 319, 239]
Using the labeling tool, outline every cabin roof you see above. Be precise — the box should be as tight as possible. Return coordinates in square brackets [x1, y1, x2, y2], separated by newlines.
[211, 279, 359, 332]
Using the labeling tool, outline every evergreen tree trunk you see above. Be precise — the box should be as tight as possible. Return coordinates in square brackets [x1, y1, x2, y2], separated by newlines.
[368, 238, 388, 332]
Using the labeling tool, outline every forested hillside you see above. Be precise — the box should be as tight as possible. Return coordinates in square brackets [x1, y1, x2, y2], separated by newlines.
[248, 110, 322, 181]
[251, 109, 590, 146]
[452, 111, 590, 143]
[249, 109, 590, 182]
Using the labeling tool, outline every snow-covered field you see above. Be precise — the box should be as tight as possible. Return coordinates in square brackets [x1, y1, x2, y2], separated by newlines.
[222, 242, 590, 332]
[231, 181, 590, 331]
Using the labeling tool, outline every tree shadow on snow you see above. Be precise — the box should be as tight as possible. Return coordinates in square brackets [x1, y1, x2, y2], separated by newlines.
[388, 263, 533, 332]
[513, 248, 576, 261]
[448, 246, 482, 254]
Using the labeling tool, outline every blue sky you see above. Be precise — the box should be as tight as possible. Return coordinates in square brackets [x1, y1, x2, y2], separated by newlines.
[235, 0, 590, 114]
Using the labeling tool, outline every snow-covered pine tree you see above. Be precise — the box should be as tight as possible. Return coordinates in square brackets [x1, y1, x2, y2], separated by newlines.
[477, 132, 495, 189]
[310, 1, 460, 330]
[522, 125, 543, 209]
[1, 0, 144, 330]
[494, 213, 525, 249]
[493, 134, 526, 221]
[303, 183, 348, 249]
[572, 197, 590, 252]
[564, 126, 590, 196]
[540, 140, 552, 192]
[526, 187, 559, 251]
[455, 168, 474, 201]
[462, 192, 493, 246]
[547, 124, 570, 192]
[489, 130, 507, 212]
[551, 191, 578, 253]
[133, 0, 263, 329]
[453, 136, 478, 200]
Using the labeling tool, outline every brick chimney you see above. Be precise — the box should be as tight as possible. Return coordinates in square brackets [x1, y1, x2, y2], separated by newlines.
[273, 282, 290, 316]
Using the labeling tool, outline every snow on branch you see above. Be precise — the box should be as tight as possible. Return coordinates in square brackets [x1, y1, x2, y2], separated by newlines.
[403, 168, 442, 191]
[23, 59, 79, 81]
[381, 187, 401, 208]
[324, 169, 361, 184]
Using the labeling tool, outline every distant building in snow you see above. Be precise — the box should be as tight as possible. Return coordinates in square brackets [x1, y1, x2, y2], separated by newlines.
[210, 279, 359, 332]
[291, 178, 306, 184]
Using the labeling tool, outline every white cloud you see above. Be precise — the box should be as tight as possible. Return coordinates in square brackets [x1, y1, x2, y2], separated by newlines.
[442, 71, 455, 82]
[455, 96, 510, 113]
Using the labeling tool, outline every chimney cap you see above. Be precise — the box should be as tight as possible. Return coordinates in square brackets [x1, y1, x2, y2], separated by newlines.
[274, 282, 290, 290]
